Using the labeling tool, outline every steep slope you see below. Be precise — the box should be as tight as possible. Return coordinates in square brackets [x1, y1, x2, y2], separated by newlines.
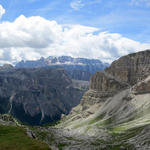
[105, 49, 150, 85]
[37, 50, 150, 150]
[16, 56, 109, 81]
[0, 67, 84, 125]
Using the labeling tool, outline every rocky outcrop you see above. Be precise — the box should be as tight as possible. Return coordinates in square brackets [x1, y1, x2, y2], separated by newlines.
[90, 71, 129, 92]
[0, 114, 17, 126]
[0, 67, 84, 125]
[73, 71, 129, 116]
[132, 75, 150, 94]
[105, 49, 150, 85]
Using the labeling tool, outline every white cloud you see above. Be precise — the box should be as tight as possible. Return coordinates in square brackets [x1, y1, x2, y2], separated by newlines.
[0, 15, 150, 65]
[70, 0, 102, 10]
[0, 15, 62, 48]
[130, 0, 150, 7]
[0, 5, 5, 19]
[70, 0, 84, 10]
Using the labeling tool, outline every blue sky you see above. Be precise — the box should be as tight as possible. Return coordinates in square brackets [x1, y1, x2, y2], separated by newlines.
[0, 0, 150, 64]
[1, 0, 150, 42]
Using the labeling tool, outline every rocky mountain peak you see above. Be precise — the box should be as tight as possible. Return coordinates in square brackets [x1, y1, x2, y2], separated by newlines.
[15, 56, 109, 81]
[0, 64, 14, 70]
[87, 49, 150, 96]
[105, 49, 150, 85]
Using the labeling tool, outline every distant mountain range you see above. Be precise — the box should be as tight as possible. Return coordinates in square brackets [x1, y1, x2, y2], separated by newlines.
[16, 56, 109, 81]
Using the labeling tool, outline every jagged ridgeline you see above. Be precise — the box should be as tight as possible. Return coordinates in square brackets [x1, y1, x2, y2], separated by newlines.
[15, 56, 109, 81]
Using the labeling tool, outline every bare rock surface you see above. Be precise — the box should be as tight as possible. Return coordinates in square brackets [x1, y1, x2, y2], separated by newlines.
[133, 75, 150, 94]
[0, 114, 17, 126]
[90, 71, 129, 92]
[105, 49, 150, 85]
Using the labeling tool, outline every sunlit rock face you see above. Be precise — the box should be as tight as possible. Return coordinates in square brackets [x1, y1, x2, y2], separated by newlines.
[90, 71, 129, 92]
[105, 49, 150, 85]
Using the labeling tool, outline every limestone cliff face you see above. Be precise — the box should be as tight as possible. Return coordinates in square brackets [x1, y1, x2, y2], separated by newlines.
[105, 50, 150, 85]
[87, 50, 150, 103]
[80, 71, 129, 114]
[90, 71, 129, 92]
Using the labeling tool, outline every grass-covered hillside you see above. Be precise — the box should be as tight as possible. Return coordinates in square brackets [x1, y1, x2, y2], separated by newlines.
[0, 125, 52, 150]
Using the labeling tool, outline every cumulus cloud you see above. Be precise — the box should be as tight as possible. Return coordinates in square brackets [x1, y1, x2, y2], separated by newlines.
[0, 15, 150, 64]
[0, 15, 62, 48]
[130, 0, 150, 7]
[0, 5, 5, 19]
